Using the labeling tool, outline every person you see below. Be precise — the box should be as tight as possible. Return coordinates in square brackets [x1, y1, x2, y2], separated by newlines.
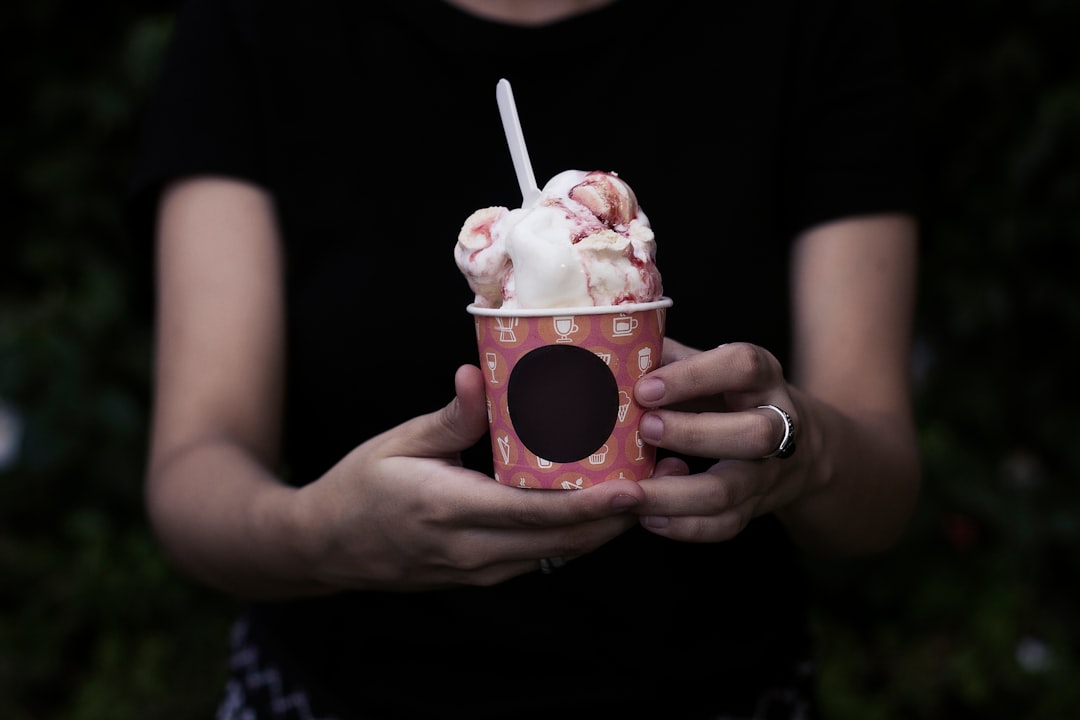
[128, 0, 922, 717]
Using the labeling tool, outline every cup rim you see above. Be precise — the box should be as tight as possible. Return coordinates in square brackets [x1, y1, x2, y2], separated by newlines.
[467, 296, 673, 317]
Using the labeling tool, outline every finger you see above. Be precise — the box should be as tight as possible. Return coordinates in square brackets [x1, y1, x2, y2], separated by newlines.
[374, 364, 490, 459]
[637, 342, 784, 409]
[450, 364, 490, 442]
[653, 455, 690, 476]
[641, 507, 753, 544]
[635, 463, 760, 543]
[406, 485, 640, 580]
[468, 513, 640, 569]
[661, 337, 701, 364]
[637, 463, 741, 517]
[432, 469, 646, 530]
[637, 405, 780, 460]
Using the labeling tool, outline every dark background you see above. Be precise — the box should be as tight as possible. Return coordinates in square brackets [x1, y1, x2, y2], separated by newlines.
[1, 1, 1077, 718]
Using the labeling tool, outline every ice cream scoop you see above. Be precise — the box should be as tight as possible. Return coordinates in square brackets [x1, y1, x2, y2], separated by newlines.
[455, 169, 663, 309]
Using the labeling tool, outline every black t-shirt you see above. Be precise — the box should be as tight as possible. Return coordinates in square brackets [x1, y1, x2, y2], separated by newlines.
[130, 0, 919, 717]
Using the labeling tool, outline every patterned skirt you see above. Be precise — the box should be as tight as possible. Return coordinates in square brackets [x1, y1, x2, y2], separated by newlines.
[216, 616, 820, 720]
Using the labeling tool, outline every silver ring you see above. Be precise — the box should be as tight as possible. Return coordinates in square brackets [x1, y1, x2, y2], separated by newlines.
[539, 556, 566, 574]
[757, 404, 796, 459]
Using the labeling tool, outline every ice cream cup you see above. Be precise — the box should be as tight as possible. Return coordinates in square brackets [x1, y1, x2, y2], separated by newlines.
[468, 297, 673, 490]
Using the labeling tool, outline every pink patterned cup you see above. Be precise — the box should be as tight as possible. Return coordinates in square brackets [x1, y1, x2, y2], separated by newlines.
[468, 297, 672, 489]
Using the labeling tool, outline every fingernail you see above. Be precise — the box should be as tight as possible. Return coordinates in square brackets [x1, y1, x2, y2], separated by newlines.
[612, 493, 639, 509]
[643, 516, 669, 529]
[636, 377, 665, 403]
[638, 414, 663, 443]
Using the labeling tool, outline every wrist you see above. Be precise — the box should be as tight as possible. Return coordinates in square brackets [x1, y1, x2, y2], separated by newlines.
[250, 481, 337, 596]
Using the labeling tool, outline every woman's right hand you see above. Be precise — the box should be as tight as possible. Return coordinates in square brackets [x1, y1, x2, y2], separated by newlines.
[292, 363, 644, 592]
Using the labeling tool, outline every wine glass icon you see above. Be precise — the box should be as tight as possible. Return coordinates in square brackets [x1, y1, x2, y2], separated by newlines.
[486, 352, 499, 382]
[634, 430, 646, 461]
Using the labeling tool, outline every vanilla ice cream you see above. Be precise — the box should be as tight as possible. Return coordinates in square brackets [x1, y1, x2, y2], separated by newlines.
[455, 170, 663, 309]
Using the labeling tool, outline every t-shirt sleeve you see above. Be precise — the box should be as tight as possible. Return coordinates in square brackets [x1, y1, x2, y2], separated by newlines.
[127, 0, 267, 246]
[781, 0, 923, 237]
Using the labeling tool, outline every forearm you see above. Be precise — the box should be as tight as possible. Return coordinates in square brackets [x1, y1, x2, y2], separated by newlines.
[776, 388, 921, 556]
[777, 215, 921, 556]
[146, 438, 333, 599]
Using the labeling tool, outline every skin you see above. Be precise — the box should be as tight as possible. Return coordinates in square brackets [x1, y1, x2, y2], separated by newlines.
[147, 176, 920, 599]
[635, 215, 921, 556]
[442, 0, 619, 26]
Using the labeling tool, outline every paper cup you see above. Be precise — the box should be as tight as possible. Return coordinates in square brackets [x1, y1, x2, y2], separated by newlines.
[468, 297, 672, 490]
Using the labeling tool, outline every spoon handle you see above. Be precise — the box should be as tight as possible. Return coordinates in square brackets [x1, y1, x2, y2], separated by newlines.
[496, 78, 542, 206]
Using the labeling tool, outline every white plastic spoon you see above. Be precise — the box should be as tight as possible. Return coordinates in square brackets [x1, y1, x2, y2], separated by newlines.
[496, 78, 542, 207]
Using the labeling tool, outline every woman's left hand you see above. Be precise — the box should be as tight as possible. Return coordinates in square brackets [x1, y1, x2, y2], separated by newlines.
[631, 338, 809, 543]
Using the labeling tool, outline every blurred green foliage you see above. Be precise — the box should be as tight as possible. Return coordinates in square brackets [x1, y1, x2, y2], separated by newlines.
[1, 3, 232, 719]
[1, 1, 1077, 718]
[811, 1, 1080, 719]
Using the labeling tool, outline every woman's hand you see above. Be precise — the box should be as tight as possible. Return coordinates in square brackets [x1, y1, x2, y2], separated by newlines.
[632, 339, 810, 543]
[630, 215, 921, 555]
[291, 363, 645, 592]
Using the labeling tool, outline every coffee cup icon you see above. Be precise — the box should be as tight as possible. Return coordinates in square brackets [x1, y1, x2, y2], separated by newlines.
[612, 316, 638, 336]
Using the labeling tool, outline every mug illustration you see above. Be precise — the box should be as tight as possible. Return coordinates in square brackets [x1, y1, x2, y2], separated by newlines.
[612, 315, 638, 336]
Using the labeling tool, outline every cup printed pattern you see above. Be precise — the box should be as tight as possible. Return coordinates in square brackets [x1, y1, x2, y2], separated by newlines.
[474, 304, 668, 490]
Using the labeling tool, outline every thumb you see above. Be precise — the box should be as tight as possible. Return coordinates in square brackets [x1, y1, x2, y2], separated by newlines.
[375, 364, 489, 460]
[446, 363, 490, 446]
